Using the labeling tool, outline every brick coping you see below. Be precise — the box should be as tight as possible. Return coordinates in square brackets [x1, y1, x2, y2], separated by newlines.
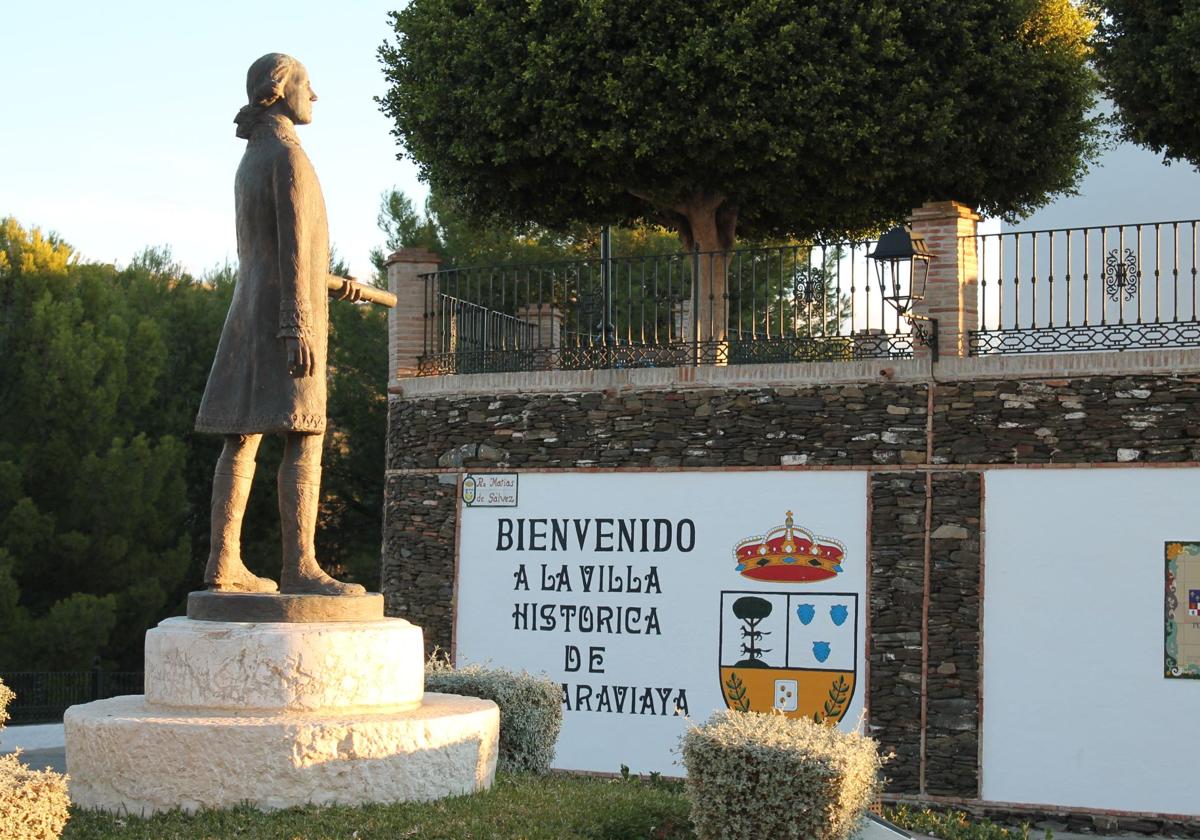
[390, 348, 1200, 398]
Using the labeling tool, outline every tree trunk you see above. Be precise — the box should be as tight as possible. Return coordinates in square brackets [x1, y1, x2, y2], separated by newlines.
[625, 189, 739, 347]
[676, 195, 738, 345]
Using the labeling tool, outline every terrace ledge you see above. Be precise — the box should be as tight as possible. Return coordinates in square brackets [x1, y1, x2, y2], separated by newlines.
[389, 347, 1200, 399]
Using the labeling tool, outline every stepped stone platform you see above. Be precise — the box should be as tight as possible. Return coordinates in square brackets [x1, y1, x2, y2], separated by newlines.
[66, 693, 498, 813]
[64, 598, 499, 814]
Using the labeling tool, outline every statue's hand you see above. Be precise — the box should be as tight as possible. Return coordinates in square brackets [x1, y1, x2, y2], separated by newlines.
[285, 335, 314, 377]
[333, 276, 363, 302]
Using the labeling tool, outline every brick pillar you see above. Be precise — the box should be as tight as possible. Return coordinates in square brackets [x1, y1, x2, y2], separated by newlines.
[386, 248, 441, 380]
[516, 304, 563, 349]
[673, 298, 693, 344]
[517, 304, 563, 369]
[908, 201, 980, 359]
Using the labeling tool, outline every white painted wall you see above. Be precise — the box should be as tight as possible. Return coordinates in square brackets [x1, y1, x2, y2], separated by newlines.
[983, 468, 1200, 815]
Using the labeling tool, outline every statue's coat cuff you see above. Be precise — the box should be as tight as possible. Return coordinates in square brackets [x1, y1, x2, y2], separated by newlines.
[277, 299, 314, 338]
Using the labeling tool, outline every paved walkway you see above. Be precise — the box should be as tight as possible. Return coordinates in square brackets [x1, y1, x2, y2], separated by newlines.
[11, 746, 66, 774]
[0, 722, 64, 752]
[1, 723, 67, 774]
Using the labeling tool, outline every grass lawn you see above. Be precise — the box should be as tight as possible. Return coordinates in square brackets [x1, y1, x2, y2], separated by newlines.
[62, 772, 696, 840]
[61, 772, 1036, 840]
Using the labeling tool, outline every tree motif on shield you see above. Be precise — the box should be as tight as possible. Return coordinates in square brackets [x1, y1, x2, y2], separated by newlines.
[719, 592, 858, 723]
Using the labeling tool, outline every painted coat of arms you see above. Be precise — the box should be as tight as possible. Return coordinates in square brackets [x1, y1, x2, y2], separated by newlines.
[719, 511, 857, 723]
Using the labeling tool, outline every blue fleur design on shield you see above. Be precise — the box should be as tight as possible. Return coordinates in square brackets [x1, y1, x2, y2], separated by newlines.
[796, 603, 815, 625]
[812, 641, 831, 663]
[830, 604, 848, 626]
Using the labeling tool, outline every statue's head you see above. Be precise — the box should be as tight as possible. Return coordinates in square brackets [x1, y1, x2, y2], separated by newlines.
[234, 53, 318, 139]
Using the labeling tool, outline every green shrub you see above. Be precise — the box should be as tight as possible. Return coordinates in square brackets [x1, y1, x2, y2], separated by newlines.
[681, 709, 882, 840]
[425, 658, 562, 774]
[0, 678, 70, 840]
[884, 805, 1034, 840]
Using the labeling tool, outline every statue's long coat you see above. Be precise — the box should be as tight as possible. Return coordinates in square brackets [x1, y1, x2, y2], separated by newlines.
[196, 113, 328, 435]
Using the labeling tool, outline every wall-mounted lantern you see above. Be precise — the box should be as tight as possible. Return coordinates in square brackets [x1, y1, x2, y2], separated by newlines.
[868, 225, 939, 361]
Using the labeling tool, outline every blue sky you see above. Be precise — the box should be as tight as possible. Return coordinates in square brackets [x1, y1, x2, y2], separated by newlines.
[1, 0, 425, 281]
[4, 1, 1200, 282]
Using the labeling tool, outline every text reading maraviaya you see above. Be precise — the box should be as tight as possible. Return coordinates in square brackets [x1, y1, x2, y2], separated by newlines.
[496, 517, 696, 553]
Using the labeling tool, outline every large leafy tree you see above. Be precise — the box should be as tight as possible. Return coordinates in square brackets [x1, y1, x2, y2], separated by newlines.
[379, 0, 1099, 330]
[1095, 0, 1200, 166]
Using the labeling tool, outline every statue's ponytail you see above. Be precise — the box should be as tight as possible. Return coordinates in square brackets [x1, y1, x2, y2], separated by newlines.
[233, 53, 297, 139]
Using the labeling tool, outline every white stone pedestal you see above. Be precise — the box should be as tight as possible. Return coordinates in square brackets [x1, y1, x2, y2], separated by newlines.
[64, 616, 499, 814]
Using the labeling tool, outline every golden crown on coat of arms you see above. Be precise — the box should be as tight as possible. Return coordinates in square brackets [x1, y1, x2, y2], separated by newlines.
[734, 511, 845, 583]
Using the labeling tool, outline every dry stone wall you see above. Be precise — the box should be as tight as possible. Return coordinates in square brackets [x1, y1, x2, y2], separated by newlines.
[382, 474, 458, 653]
[387, 385, 929, 471]
[866, 472, 926, 793]
[384, 370, 1200, 805]
[926, 471, 981, 796]
[932, 376, 1200, 464]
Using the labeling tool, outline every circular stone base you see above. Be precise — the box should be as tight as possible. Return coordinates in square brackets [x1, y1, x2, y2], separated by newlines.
[187, 591, 384, 623]
[64, 693, 499, 814]
[145, 617, 424, 712]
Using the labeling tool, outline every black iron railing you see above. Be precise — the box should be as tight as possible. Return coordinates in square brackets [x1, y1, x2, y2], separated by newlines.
[971, 220, 1200, 354]
[1, 670, 144, 725]
[417, 243, 914, 375]
[426, 295, 540, 374]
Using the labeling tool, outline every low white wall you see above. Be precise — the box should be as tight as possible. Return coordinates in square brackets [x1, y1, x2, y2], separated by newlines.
[983, 468, 1200, 815]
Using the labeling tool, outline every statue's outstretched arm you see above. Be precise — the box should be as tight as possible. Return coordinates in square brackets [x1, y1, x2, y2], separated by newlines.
[326, 276, 397, 308]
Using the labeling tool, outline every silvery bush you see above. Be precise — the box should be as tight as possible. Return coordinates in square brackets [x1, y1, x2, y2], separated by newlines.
[425, 659, 562, 774]
[682, 709, 882, 840]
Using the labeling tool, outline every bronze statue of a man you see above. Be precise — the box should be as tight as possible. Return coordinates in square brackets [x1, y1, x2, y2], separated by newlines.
[195, 53, 364, 597]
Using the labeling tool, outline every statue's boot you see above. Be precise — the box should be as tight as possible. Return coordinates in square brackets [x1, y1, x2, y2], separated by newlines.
[278, 464, 366, 596]
[204, 466, 278, 593]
